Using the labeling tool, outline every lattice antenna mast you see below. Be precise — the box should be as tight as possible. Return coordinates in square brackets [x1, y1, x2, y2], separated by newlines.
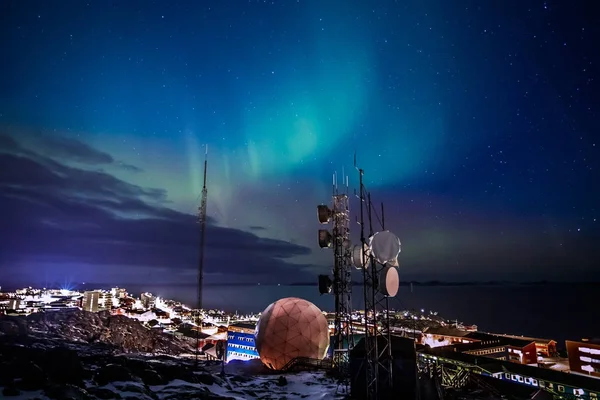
[195, 144, 208, 366]
[354, 152, 397, 400]
[332, 170, 354, 352]
[317, 171, 355, 354]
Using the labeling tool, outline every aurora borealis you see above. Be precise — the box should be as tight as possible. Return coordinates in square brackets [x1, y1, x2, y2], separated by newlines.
[0, 0, 598, 288]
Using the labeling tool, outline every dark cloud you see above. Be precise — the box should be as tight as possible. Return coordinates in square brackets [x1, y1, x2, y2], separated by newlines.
[37, 135, 114, 165]
[0, 134, 19, 150]
[249, 225, 267, 231]
[0, 153, 168, 209]
[1, 132, 144, 174]
[119, 162, 143, 173]
[0, 137, 314, 284]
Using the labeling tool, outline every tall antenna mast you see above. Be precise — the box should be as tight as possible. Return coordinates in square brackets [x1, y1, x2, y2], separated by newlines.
[195, 144, 209, 366]
[353, 152, 401, 399]
[317, 168, 355, 384]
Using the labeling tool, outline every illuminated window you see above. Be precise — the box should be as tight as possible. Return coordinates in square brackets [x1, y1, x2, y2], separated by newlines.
[558, 385, 565, 393]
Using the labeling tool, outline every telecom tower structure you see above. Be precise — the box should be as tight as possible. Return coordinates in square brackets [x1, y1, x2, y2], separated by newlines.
[195, 145, 208, 366]
[317, 173, 355, 358]
[354, 157, 399, 400]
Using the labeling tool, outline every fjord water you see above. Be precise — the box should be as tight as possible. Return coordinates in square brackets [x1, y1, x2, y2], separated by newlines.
[124, 283, 595, 346]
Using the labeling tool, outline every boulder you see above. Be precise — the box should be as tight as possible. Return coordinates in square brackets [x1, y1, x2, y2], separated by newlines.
[94, 363, 138, 386]
[44, 383, 94, 400]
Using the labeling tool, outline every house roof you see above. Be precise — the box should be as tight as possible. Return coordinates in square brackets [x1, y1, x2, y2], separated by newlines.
[205, 331, 228, 341]
[496, 334, 557, 345]
[423, 327, 471, 337]
[463, 332, 535, 348]
[229, 322, 256, 330]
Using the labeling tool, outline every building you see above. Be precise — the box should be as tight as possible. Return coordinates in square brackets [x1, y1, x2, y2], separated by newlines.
[82, 291, 101, 312]
[425, 329, 537, 365]
[566, 339, 600, 378]
[226, 323, 259, 362]
[422, 346, 600, 399]
[422, 327, 480, 348]
[7, 299, 21, 310]
[111, 287, 127, 299]
[496, 334, 558, 357]
[140, 292, 155, 309]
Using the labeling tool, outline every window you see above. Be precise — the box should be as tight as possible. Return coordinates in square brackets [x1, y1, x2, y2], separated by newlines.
[558, 385, 565, 393]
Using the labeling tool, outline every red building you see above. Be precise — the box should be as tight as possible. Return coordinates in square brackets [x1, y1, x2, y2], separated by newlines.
[566, 339, 600, 378]
[423, 328, 537, 365]
[496, 334, 558, 357]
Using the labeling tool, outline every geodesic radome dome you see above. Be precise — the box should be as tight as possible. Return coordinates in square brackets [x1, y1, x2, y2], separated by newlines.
[254, 297, 330, 371]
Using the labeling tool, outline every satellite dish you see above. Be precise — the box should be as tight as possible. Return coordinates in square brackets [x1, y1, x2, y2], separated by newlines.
[317, 205, 332, 224]
[351, 243, 370, 269]
[380, 264, 399, 297]
[318, 230, 332, 248]
[369, 231, 401, 265]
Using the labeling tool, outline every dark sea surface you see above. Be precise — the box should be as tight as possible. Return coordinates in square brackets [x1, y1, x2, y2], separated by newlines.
[120, 283, 598, 347]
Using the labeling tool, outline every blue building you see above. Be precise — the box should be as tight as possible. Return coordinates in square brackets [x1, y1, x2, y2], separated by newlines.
[226, 322, 260, 362]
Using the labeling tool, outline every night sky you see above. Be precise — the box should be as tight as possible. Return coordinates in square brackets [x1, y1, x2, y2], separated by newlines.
[0, 0, 598, 289]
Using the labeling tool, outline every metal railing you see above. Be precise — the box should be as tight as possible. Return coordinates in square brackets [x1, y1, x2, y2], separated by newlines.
[280, 357, 333, 372]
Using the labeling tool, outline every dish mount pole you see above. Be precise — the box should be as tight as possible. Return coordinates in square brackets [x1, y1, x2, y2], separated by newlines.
[355, 153, 395, 400]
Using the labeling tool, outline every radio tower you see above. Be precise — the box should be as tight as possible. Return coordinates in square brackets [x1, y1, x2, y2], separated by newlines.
[317, 172, 354, 364]
[195, 145, 208, 366]
[353, 153, 400, 400]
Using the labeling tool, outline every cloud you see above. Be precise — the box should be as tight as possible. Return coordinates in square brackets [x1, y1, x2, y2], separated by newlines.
[119, 162, 143, 173]
[249, 225, 267, 231]
[0, 133, 315, 285]
[37, 135, 114, 165]
[0, 132, 143, 173]
[0, 134, 19, 150]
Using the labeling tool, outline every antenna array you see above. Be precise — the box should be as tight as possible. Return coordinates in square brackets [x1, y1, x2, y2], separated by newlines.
[317, 169, 355, 381]
[353, 153, 401, 399]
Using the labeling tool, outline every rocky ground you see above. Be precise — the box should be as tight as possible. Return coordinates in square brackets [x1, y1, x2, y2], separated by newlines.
[0, 310, 342, 399]
[0, 309, 195, 355]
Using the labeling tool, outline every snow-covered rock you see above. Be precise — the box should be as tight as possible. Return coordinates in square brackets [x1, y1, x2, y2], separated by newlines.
[0, 312, 344, 399]
[0, 309, 195, 355]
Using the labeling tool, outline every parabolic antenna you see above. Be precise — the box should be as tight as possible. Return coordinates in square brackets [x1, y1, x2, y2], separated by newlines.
[317, 205, 332, 224]
[351, 243, 370, 270]
[379, 264, 400, 297]
[369, 231, 401, 265]
[318, 229, 332, 248]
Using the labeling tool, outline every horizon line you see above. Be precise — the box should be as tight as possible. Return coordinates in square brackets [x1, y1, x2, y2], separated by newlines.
[3, 279, 598, 290]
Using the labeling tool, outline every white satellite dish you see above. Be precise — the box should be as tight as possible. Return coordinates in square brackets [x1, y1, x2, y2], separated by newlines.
[368, 231, 401, 265]
[380, 264, 400, 297]
[351, 243, 370, 270]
